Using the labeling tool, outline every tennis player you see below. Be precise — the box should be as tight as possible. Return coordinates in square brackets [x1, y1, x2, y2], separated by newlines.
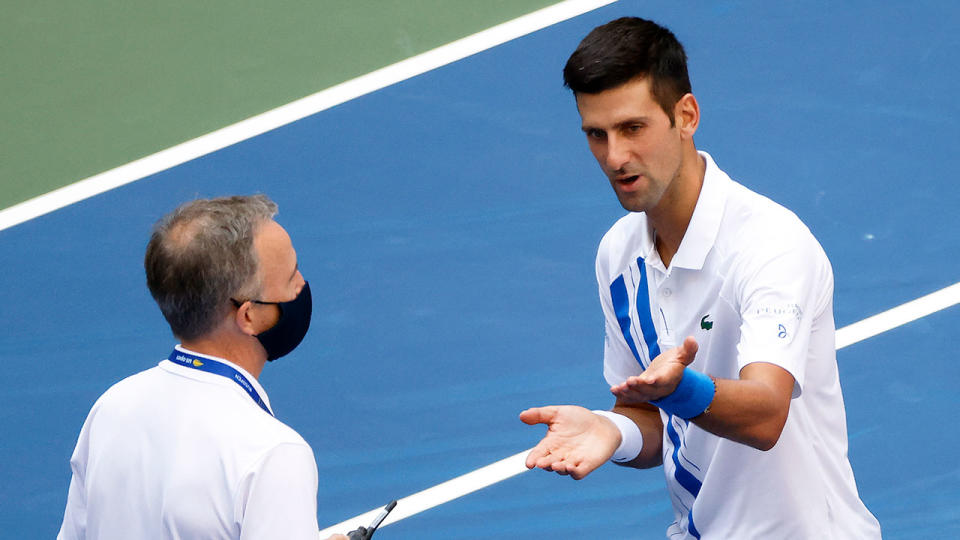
[58, 195, 348, 539]
[520, 17, 882, 538]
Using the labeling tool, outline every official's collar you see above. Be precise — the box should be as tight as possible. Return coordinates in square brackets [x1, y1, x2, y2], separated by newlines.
[162, 345, 273, 413]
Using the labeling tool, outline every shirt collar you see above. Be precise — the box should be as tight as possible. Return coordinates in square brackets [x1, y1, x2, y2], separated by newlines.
[162, 345, 273, 413]
[637, 218, 663, 271]
[669, 151, 729, 270]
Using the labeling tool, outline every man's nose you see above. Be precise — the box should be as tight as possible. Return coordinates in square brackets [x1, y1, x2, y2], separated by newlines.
[294, 271, 306, 293]
[605, 134, 631, 172]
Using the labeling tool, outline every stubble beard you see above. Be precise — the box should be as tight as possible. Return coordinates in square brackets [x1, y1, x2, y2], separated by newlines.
[612, 174, 664, 214]
[611, 159, 683, 215]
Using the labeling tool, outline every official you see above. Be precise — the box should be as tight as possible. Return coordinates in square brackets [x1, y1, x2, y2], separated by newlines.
[58, 195, 349, 539]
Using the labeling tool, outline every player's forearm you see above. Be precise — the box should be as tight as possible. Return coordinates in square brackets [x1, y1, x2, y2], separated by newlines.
[611, 401, 663, 468]
[690, 376, 790, 451]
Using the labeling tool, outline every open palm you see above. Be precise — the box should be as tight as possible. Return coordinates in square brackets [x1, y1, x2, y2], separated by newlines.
[519, 405, 620, 480]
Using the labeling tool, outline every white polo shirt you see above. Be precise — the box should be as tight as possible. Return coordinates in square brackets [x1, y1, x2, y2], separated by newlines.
[58, 346, 320, 540]
[597, 152, 881, 539]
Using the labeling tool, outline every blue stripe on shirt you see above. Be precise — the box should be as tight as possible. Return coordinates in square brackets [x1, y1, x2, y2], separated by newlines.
[688, 510, 701, 539]
[626, 256, 703, 537]
[634, 257, 661, 362]
[610, 274, 644, 368]
[666, 418, 703, 499]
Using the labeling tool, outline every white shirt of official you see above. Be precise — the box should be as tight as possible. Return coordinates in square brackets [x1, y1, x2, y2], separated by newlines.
[597, 152, 881, 539]
[58, 346, 320, 539]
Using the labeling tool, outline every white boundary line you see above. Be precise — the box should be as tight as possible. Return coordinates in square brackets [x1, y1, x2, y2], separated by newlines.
[318, 450, 531, 538]
[0, 0, 615, 233]
[835, 282, 960, 348]
[319, 281, 960, 537]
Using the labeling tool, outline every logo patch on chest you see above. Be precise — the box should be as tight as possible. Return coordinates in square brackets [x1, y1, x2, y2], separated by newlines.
[700, 315, 713, 330]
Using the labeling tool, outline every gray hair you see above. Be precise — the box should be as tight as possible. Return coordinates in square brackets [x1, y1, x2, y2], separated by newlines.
[144, 194, 278, 340]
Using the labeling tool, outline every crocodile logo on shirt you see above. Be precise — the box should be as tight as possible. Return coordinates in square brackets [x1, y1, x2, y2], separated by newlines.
[700, 315, 713, 331]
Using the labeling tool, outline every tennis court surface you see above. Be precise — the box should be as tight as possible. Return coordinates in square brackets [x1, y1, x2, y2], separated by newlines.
[2, 1, 958, 538]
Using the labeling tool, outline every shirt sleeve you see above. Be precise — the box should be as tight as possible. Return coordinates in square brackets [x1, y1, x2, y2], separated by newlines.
[237, 442, 320, 540]
[58, 405, 95, 540]
[734, 226, 833, 396]
[57, 463, 87, 539]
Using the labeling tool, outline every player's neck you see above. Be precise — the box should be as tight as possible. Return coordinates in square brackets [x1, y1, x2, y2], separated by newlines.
[649, 149, 705, 268]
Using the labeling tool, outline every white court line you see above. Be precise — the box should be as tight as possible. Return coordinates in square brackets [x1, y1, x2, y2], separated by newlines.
[319, 281, 960, 537]
[318, 451, 531, 538]
[835, 282, 960, 348]
[0, 0, 615, 233]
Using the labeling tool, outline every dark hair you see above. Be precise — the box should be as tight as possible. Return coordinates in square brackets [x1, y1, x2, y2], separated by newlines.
[144, 195, 278, 340]
[563, 17, 692, 123]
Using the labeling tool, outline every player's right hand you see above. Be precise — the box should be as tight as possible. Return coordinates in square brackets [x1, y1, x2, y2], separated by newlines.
[519, 405, 620, 480]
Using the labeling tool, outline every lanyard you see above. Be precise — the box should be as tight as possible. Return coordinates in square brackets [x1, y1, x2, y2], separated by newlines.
[167, 348, 273, 416]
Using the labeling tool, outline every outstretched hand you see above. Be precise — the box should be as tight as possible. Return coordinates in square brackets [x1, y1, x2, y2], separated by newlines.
[611, 336, 699, 405]
[519, 405, 621, 480]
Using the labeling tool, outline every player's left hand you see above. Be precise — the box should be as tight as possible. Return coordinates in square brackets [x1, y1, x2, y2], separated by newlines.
[611, 336, 698, 404]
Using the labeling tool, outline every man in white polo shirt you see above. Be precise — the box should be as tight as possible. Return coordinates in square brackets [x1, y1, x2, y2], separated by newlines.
[520, 17, 881, 538]
[58, 195, 348, 539]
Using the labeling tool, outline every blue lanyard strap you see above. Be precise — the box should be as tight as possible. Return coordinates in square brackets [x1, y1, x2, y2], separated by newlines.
[167, 349, 273, 416]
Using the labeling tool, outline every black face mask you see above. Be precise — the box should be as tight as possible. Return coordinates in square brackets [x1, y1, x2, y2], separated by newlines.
[248, 281, 313, 361]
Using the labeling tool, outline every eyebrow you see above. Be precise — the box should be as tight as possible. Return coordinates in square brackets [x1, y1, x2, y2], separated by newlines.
[581, 116, 651, 133]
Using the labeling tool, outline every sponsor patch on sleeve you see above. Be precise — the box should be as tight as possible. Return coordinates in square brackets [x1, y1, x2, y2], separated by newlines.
[754, 303, 803, 343]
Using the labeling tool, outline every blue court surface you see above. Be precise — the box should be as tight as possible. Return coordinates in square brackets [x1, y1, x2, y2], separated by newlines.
[2, 1, 959, 538]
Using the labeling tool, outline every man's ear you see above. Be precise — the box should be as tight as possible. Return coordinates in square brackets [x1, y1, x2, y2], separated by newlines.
[674, 93, 700, 138]
[233, 302, 259, 336]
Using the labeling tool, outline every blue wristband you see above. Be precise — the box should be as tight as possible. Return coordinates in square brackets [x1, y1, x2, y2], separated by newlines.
[650, 368, 715, 419]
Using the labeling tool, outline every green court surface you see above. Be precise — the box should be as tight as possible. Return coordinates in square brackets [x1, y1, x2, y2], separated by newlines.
[1, 0, 556, 209]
